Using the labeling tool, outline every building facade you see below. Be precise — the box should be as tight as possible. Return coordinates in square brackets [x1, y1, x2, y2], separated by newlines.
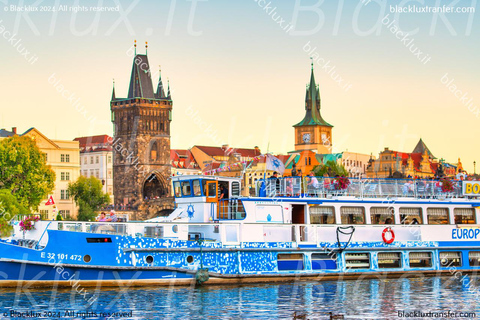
[0, 127, 80, 219]
[340, 151, 373, 178]
[294, 65, 333, 154]
[110, 51, 174, 218]
[171, 149, 202, 177]
[366, 139, 456, 179]
[24, 128, 80, 219]
[74, 135, 114, 202]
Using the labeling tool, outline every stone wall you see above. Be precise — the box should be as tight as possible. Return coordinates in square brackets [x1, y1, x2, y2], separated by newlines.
[111, 98, 174, 220]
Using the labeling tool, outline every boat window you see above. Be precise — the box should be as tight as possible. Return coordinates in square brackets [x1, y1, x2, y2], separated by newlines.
[454, 208, 476, 224]
[144, 226, 164, 238]
[312, 253, 337, 270]
[345, 253, 370, 269]
[340, 207, 365, 225]
[219, 199, 246, 220]
[469, 252, 480, 267]
[181, 181, 192, 197]
[207, 182, 217, 198]
[231, 181, 240, 197]
[277, 253, 304, 271]
[378, 252, 402, 268]
[427, 208, 449, 225]
[409, 252, 432, 268]
[173, 181, 182, 198]
[399, 207, 423, 225]
[310, 206, 335, 224]
[192, 180, 202, 196]
[370, 207, 395, 224]
[439, 252, 461, 267]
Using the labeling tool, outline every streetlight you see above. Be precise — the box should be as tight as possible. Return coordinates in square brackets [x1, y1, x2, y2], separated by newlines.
[474, 161, 476, 175]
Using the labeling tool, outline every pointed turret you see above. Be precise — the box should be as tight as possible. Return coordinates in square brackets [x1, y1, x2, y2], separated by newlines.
[155, 67, 167, 99]
[167, 79, 171, 100]
[127, 54, 155, 99]
[308, 63, 316, 104]
[111, 79, 116, 101]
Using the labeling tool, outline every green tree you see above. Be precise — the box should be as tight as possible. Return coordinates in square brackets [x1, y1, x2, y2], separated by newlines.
[0, 135, 55, 210]
[313, 160, 348, 177]
[0, 189, 29, 237]
[68, 176, 110, 221]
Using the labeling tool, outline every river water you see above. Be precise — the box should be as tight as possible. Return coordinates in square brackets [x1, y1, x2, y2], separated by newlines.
[0, 275, 479, 319]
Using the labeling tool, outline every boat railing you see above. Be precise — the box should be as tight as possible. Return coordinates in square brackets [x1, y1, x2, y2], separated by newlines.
[23, 220, 460, 247]
[258, 177, 466, 199]
[218, 199, 247, 220]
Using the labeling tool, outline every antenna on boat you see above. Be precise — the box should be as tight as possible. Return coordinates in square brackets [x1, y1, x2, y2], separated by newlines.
[264, 142, 270, 180]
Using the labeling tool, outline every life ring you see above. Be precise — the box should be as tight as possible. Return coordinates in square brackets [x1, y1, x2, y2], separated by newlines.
[382, 227, 395, 244]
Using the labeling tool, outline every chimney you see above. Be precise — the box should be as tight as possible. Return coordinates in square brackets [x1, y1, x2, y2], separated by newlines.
[12, 127, 17, 134]
[254, 146, 260, 154]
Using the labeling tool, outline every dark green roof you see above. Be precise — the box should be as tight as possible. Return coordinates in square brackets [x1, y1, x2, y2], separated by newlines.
[412, 138, 435, 159]
[293, 111, 333, 127]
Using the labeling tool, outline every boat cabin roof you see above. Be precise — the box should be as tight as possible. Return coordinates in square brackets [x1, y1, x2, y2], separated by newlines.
[171, 175, 242, 183]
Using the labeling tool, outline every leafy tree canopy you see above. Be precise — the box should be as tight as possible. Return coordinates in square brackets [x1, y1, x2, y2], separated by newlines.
[0, 189, 29, 237]
[0, 136, 55, 210]
[313, 160, 348, 177]
[68, 176, 110, 221]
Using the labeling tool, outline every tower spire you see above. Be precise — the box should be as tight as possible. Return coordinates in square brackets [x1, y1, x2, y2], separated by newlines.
[167, 79, 171, 99]
[155, 65, 166, 99]
[294, 63, 332, 128]
[111, 78, 116, 101]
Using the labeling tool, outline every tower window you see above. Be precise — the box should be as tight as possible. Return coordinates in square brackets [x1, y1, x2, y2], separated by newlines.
[150, 141, 158, 161]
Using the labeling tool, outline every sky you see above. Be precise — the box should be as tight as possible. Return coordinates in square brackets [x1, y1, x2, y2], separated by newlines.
[0, 0, 479, 172]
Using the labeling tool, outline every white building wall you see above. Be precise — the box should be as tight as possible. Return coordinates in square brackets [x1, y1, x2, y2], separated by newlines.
[80, 150, 114, 202]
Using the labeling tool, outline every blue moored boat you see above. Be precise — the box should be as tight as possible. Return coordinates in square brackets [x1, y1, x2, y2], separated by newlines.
[1, 176, 480, 287]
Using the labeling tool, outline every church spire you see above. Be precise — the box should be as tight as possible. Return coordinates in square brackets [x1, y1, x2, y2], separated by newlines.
[155, 66, 166, 99]
[294, 63, 332, 128]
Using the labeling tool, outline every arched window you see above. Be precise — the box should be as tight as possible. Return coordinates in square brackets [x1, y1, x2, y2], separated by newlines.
[143, 173, 166, 200]
[150, 141, 158, 161]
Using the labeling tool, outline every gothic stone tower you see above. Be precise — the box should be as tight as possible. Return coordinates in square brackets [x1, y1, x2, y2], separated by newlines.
[293, 65, 333, 154]
[110, 51, 174, 218]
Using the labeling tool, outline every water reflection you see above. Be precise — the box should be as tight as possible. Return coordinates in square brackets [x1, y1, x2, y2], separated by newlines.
[0, 276, 479, 319]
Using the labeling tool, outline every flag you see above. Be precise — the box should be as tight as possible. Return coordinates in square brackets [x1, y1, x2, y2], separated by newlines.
[266, 154, 285, 175]
[45, 196, 55, 206]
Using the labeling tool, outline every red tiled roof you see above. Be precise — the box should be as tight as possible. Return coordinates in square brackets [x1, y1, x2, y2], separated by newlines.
[172, 149, 190, 157]
[275, 155, 290, 164]
[195, 145, 261, 158]
[74, 135, 112, 148]
[171, 149, 198, 169]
